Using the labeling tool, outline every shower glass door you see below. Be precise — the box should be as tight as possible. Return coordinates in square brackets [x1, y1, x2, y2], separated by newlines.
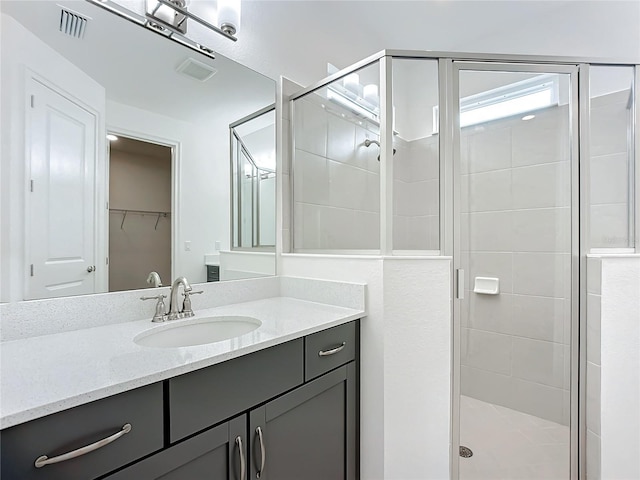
[453, 63, 578, 480]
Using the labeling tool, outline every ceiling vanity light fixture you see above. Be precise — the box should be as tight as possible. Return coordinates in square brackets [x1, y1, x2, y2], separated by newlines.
[87, 0, 241, 62]
[145, 0, 240, 41]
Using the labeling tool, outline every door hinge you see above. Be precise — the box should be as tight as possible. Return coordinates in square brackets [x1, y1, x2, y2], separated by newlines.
[30, 264, 34, 277]
[106, 257, 109, 265]
[30, 179, 34, 192]
[106, 201, 109, 210]
[30, 95, 35, 108]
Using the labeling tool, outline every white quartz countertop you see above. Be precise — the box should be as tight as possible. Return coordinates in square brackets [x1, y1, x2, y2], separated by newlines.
[0, 297, 364, 429]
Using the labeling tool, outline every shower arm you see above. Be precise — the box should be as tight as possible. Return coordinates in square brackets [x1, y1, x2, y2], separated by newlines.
[363, 138, 396, 161]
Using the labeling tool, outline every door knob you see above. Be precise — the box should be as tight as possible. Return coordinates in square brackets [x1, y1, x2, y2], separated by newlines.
[87, 265, 96, 273]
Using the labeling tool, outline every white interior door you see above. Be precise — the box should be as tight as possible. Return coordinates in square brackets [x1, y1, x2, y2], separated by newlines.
[27, 79, 97, 299]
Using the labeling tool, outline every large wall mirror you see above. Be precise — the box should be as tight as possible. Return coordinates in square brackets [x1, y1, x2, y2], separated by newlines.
[0, 0, 276, 302]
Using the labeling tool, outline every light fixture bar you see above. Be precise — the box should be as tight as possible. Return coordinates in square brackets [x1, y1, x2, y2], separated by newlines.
[86, 0, 219, 58]
[154, 0, 237, 42]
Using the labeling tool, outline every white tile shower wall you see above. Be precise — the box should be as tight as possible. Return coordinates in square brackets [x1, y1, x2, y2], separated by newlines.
[590, 90, 633, 248]
[393, 135, 440, 250]
[460, 105, 572, 425]
[293, 96, 381, 250]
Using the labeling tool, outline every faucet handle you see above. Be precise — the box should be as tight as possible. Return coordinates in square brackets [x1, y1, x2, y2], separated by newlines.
[181, 290, 203, 317]
[141, 294, 167, 322]
[140, 294, 167, 300]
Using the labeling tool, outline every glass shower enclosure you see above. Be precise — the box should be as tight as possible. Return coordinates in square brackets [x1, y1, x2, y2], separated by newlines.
[289, 52, 638, 480]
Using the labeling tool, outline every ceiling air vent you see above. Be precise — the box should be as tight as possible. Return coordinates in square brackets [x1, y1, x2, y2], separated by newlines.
[59, 8, 88, 39]
[176, 58, 217, 82]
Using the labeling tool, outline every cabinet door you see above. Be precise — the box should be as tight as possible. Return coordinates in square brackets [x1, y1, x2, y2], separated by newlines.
[106, 415, 246, 480]
[249, 362, 356, 480]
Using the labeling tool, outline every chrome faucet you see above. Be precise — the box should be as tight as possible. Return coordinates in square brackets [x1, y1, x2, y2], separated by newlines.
[141, 276, 203, 322]
[168, 276, 192, 320]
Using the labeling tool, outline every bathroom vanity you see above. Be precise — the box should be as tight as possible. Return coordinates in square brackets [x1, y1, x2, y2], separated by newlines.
[0, 278, 365, 480]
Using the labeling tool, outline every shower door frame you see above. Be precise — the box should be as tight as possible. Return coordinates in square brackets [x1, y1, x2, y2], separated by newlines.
[448, 61, 581, 480]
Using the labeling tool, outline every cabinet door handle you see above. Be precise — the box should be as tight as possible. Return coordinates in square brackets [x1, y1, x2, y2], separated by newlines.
[235, 436, 246, 480]
[255, 426, 266, 478]
[318, 342, 346, 357]
[34, 423, 132, 468]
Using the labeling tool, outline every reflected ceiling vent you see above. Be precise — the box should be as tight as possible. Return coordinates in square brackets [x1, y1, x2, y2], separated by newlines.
[176, 58, 217, 82]
[59, 7, 88, 39]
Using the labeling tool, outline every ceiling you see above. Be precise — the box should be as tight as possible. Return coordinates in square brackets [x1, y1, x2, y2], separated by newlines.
[4, 0, 637, 120]
[191, 0, 640, 88]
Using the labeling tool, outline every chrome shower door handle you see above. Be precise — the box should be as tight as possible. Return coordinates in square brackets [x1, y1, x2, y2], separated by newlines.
[255, 426, 265, 478]
[235, 436, 246, 480]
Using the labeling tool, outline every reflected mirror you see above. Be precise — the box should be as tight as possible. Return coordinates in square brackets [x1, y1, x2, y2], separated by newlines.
[0, 0, 276, 302]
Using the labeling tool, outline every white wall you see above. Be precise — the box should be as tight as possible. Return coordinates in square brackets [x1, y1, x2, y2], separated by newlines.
[600, 255, 640, 480]
[586, 256, 603, 480]
[0, 13, 106, 303]
[382, 258, 451, 480]
[219, 250, 275, 281]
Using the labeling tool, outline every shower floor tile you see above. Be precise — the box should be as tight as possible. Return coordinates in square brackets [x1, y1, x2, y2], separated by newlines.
[459, 395, 570, 480]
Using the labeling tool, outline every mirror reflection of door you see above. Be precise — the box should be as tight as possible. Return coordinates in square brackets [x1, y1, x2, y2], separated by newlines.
[26, 77, 98, 300]
[107, 135, 172, 292]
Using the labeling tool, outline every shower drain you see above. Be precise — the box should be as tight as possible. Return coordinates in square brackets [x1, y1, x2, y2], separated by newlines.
[459, 446, 473, 458]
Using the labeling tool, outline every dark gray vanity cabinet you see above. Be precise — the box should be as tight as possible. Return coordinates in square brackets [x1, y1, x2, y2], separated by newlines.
[249, 362, 357, 480]
[105, 415, 246, 480]
[0, 321, 359, 480]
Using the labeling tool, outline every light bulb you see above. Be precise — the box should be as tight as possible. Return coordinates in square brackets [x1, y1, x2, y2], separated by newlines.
[363, 84, 379, 105]
[343, 73, 360, 93]
[218, 0, 241, 36]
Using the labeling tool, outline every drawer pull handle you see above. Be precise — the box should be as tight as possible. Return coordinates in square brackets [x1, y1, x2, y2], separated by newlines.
[256, 426, 266, 478]
[235, 436, 246, 480]
[318, 342, 346, 357]
[34, 423, 132, 468]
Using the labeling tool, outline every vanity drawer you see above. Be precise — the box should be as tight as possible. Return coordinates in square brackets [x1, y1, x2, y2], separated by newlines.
[168, 338, 303, 442]
[0, 383, 163, 480]
[305, 321, 356, 381]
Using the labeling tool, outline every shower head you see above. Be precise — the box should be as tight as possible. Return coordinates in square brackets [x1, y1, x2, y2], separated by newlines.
[363, 138, 396, 161]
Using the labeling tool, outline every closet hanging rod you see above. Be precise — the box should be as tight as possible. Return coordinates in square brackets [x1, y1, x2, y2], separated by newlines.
[109, 209, 170, 230]
[109, 208, 171, 216]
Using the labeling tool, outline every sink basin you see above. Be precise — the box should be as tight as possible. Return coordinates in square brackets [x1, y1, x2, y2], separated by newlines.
[134, 316, 262, 348]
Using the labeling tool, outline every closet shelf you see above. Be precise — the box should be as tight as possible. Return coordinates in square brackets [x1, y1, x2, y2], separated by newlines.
[109, 209, 171, 230]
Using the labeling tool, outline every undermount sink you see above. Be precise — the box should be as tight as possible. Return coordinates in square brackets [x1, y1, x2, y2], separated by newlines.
[134, 316, 262, 348]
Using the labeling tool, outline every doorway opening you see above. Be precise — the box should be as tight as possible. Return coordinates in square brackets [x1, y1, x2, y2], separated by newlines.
[107, 135, 172, 292]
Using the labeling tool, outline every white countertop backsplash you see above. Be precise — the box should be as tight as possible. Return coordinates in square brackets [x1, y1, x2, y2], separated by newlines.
[0, 276, 366, 429]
